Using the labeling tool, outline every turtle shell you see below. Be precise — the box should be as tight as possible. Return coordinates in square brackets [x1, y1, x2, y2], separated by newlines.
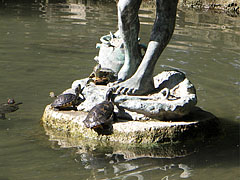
[0, 99, 22, 115]
[89, 64, 117, 85]
[51, 93, 77, 109]
[98, 68, 116, 81]
[0, 103, 20, 114]
[94, 77, 109, 85]
[83, 100, 114, 129]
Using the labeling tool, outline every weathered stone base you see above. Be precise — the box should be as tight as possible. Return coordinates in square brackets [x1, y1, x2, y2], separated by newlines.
[42, 105, 220, 146]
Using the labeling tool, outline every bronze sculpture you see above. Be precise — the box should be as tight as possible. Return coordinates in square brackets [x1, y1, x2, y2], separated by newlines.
[114, 0, 178, 95]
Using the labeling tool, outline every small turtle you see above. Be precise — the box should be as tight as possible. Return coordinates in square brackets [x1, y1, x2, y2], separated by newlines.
[83, 88, 117, 134]
[89, 64, 117, 85]
[51, 84, 82, 110]
[0, 99, 23, 119]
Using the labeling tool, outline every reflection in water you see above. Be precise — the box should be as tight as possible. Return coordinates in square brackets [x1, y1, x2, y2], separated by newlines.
[45, 123, 226, 180]
[0, 0, 239, 180]
[62, 3, 86, 21]
[44, 122, 199, 179]
[110, 163, 192, 180]
[73, 149, 193, 180]
[178, 164, 192, 178]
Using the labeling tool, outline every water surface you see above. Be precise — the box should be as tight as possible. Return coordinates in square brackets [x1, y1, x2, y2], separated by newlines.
[0, 0, 239, 179]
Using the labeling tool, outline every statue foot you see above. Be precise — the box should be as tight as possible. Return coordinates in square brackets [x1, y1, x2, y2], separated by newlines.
[117, 63, 138, 81]
[117, 55, 142, 81]
[113, 77, 155, 95]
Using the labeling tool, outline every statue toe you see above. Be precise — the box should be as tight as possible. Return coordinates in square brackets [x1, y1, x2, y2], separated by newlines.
[116, 86, 123, 94]
[127, 89, 134, 95]
[121, 88, 129, 94]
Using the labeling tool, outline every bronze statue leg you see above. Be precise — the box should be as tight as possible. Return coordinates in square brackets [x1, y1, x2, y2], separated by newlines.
[115, 0, 178, 95]
[117, 0, 142, 81]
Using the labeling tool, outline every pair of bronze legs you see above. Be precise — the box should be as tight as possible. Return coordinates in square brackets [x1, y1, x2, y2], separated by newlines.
[114, 0, 178, 95]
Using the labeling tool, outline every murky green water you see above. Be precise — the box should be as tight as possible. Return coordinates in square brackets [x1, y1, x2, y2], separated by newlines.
[0, 0, 239, 179]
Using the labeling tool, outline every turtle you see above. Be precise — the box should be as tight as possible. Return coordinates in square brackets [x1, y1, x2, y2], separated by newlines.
[83, 88, 117, 135]
[89, 64, 117, 85]
[0, 99, 23, 119]
[51, 84, 83, 110]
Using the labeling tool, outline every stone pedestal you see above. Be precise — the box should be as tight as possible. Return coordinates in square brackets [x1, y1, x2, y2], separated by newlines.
[42, 105, 220, 145]
[42, 69, 221, 150]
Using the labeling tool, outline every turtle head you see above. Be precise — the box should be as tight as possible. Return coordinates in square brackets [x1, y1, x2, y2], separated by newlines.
[105, 88, 114, 101]
[7, 98, 15, 104]
[49, 92, 56, 98]
[75, 84, 82, 96]
[94, 64, 101, 77]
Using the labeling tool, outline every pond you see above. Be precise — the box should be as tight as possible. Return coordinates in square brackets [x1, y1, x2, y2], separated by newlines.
[0, 0, 239, 179]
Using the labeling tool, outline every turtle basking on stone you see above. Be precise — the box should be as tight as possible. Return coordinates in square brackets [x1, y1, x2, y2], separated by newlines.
[0, 99, 22, 119]
[89, 64, 117, 85]
[51, 84, 83, 110]
[83, 88, 117, 135]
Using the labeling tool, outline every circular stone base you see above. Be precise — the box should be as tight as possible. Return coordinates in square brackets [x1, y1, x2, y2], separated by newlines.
[42, 105, 220, 146]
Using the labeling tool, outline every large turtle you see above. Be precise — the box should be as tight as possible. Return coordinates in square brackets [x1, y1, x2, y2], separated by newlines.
[0, 99, 22, 119]
[89, 64, 117, 85]
[51, 84, 82, 110]
[83, 88, 117, 134]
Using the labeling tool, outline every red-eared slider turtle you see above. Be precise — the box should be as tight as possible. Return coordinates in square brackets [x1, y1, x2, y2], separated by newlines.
[51, 84, 82, 110]
[0, 99, 23, 119]
[83, 88, 117, 134]
[89, 64, 117, 85]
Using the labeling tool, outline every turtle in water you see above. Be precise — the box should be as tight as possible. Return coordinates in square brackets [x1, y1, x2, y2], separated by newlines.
[89, 64, 117, 85]
[0, 99, 23, 119]
[51, 84, 83, 110]
[83, 88, 117, 135]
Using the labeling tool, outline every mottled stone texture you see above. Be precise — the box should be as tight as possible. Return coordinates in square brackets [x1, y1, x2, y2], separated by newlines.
[42, 105, 220, 145]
